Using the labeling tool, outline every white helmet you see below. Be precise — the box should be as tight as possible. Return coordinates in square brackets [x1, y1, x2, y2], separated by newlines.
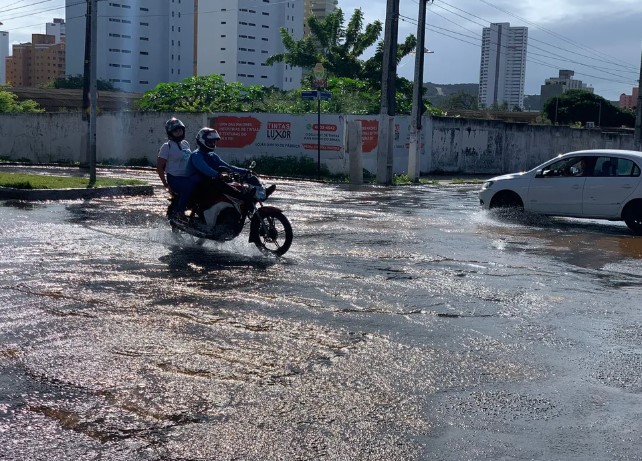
[195, 127, 221, 152]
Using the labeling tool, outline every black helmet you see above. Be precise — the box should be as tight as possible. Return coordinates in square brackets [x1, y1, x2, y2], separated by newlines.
[196, 127, 221, 152]
[165, 117, 186, 142]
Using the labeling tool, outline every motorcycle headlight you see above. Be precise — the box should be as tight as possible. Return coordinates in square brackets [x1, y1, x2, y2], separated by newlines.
[482, 180, 494, 190]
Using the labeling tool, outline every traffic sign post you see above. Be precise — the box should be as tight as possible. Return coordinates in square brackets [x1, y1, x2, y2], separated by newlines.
[312, 62, 327, 90]
[301, 88, 332, 179]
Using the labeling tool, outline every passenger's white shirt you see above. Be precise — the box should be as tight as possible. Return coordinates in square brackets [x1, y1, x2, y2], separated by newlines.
[158, 140, 193, 176]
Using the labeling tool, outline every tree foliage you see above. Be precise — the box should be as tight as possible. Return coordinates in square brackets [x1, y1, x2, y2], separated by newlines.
[48, 75, 117, 91]
[136, 75, 266, 113]
[135, 74, 443, 116]
[0, 88, 44, 113]
[265, 7, 420, 114]
[542, 89, 635, 127]
[266, 8, 386, 80]
[437, 91, 478, 111]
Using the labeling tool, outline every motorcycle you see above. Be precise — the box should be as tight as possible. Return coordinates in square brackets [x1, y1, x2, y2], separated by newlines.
[166, 164, 293, 256]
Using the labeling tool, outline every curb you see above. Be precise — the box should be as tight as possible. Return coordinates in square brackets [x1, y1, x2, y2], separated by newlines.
[0, 185, 154, 201]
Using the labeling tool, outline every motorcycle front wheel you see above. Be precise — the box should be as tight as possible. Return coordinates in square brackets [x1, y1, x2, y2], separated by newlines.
[250, 208, 293, 256]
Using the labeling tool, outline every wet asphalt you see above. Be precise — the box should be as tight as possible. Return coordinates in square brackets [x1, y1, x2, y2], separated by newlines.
[1, 169, 642, 460]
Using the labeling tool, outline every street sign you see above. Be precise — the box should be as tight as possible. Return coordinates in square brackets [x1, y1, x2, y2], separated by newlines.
[301, 90, 332, 101]
[301, 90, 317, 100]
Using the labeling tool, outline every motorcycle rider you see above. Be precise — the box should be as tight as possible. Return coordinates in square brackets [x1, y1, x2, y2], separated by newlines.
[156, 117, 199, 221]
[189, 127, 256, 204]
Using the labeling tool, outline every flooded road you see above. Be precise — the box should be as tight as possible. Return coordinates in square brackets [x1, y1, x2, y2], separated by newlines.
[1, 172, 642, 460]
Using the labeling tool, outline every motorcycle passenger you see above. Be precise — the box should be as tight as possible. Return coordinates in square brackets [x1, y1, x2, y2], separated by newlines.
[156, 117, 200, 221]
[190, 127, 256, 204]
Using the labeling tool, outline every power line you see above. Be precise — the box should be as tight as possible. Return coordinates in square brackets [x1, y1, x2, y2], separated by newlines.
[399, 5, 638, 92]
[433, 1, 638, 74]
[475, 0, 635, 70]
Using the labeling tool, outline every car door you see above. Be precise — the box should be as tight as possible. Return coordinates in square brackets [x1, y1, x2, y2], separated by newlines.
[582, 156, 641, 217]
[527, 157, 586, 215]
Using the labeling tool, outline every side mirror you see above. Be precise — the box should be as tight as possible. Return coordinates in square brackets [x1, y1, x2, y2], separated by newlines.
[249, 160, 256, 170]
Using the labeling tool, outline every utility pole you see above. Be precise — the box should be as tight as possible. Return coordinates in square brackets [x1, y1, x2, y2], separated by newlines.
[408, 0, 431, 181]
[81, 0, 97, 182]
[88, 0, 98, 183]
[635, 46, 642, 151]
[376, 0, 399, 185]
[80, 0, 91, 171]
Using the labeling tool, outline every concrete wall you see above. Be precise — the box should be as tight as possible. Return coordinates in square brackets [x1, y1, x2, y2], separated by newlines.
[0, 113, 206, 164]
[429, 117, 635, 174]
[0, 112, 636, 174]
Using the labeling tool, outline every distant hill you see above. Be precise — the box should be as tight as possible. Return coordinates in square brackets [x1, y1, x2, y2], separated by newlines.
[424, 82, 478, 107]
[424, 82, 542, 111]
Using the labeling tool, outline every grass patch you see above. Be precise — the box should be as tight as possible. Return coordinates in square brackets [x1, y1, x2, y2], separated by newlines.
[450, 178, 486, 184]
[0, 172, 147, 190]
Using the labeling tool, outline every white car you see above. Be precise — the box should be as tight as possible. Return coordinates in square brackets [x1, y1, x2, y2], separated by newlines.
[479, 149, 642, 234]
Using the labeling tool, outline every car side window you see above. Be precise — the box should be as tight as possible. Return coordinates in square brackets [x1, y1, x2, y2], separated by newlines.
[615, 158, 641, 177]
[593, 157, 614, 176]
[541, 157, 593, 177]
[593, 157, 641, 177]
[541, 158, 576, 177]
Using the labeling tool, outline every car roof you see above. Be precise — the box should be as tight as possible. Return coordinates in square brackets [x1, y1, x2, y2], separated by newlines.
[564, 149, 642, 159]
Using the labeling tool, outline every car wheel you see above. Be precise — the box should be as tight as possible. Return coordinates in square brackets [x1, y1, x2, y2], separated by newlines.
[489, 191, 524, 210]
[623, 200, 642, 235]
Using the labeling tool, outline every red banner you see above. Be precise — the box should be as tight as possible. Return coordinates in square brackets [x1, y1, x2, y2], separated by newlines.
[211, 116, 261, 148]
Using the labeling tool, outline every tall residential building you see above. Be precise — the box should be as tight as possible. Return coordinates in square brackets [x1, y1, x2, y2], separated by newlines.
[478, 22, 528, 110]
[65, 0, 303, 93]
[304, 0, 338, 36]
[540, 70, 593, 105]
[620, 87, 639, 110]
[0, 31, 8, 85]
[5, 34, 65, 87]
[46, 18, 66, 44]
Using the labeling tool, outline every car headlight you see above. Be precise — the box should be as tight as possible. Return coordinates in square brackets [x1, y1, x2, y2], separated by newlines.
[482, 180, 494, 190]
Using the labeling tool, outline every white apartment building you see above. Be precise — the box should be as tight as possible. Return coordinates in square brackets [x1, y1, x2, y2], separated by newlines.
[65, 0, 303, 93]
[206, 0, 303, 90]
[479, 22, 528, 110]
[46, 18, 66, 44]
[304, 0, 338, 36]
[0, 31, 8, 85]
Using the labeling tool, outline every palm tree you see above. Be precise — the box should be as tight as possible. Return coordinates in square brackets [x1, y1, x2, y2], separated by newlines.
[266, 8, 414, 83]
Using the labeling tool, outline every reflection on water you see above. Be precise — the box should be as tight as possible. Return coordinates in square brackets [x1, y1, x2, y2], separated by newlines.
[481, 209, 642, 268]
[2, 179, 642, 460]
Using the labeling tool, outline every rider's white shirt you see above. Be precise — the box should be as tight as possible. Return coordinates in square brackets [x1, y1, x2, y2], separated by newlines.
[158, 140, 192, 176]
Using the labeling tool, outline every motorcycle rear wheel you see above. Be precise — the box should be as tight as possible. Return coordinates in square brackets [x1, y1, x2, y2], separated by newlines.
[250, 208, 293, 256]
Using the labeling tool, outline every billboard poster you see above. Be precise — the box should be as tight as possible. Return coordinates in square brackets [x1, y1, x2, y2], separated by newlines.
[209, 113, 347, 172]
[208, 113, 422, 174]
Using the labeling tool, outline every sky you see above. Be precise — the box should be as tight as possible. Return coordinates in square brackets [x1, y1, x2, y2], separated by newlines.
[1, 0, 640, 101]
